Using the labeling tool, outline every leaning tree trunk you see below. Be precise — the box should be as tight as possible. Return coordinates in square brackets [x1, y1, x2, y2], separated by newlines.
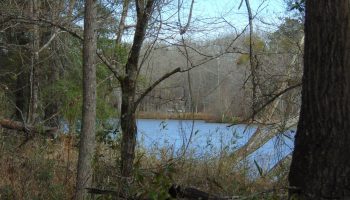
[75, 0, 97, 199]
[289, 1, 350, 199]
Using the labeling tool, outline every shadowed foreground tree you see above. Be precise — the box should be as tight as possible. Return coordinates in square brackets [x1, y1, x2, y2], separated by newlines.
[289, 1, 350, 199]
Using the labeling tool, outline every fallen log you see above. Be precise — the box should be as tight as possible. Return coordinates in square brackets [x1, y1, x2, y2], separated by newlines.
[0, 118, 57, 138]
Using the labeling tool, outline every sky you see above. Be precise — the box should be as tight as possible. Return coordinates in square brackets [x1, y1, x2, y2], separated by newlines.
[121, 0, 292, 42]
[184, 0, 289, 39]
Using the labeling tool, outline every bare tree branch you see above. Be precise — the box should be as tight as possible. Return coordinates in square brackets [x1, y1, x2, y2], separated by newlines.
[5, 15, 123, 81]
[116, 0, 129, 44]
[96, 50, 122, 82]
[135, 67, 181, 108]
[38, 29, 63, 53]
[179, 0, 194, 35]
[228, 83, 301, 127]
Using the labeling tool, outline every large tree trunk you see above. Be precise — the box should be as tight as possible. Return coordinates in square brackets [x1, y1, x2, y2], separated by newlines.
[289, 1, 350, 199]
[74, 0, 97, 199]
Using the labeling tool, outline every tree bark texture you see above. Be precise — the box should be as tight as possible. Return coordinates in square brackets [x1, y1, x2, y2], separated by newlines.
[120, 0, 155, 178]
[289, 1, 350, 199]
[75, 0, 97, 199]
[120, 88, 137, 178]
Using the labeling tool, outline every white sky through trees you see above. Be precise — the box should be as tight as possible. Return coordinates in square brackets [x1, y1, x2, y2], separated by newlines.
[118, 0, 288, 42]
[189, 0, 287, 38]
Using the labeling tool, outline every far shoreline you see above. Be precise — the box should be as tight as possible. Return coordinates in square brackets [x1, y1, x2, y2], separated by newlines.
[136, 111, 242, 124]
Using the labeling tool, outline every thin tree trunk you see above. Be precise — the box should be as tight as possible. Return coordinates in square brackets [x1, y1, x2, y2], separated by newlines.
[15, 70, 26, 121]
[120, 85, 137, 177]
[44, 1, 63, 127]
[120, 0, 155, 178]
[115, 0, 129, 114]
[289, 1, 350, 199]
[244, 0, 258, 120]
[44, 32, 61, 127]
[116, 0, 129, 45]
[27, 0, 40, 124]
[74, 0, 97, 199]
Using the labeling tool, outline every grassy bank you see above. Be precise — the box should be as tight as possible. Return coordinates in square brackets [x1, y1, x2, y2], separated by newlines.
[0, 129, 289, 199]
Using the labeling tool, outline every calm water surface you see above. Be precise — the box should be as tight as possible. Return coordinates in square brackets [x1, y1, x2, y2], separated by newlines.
[135, 119, 294, 170]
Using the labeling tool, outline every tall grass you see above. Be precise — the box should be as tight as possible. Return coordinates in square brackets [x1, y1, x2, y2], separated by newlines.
[0, 127, 289, 199]
[0, 131, 77, 199]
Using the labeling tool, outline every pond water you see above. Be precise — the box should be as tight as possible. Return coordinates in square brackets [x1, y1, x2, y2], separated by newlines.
[133, 119, 294, 171]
